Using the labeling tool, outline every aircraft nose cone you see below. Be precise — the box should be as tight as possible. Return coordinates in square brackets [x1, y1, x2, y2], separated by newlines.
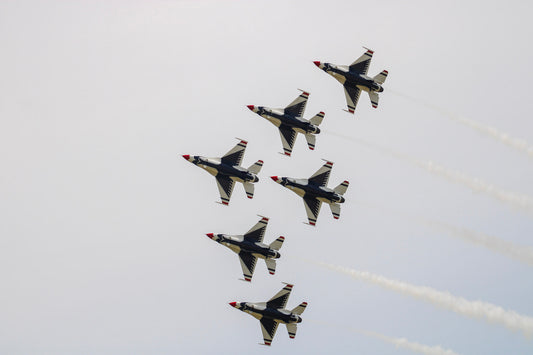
[247, 105, 255, 111]
[270, 176, 279, 182]
[229, 302, 237, 308]
[313, 61, 321, 67]
[206, 233, 214, 239]
[182, 154, 190, 161]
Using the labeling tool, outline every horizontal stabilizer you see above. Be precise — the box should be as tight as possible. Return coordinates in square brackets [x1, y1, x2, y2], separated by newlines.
[329, 203, 341, 220]
[309, 111, 325, 126]
[368, 91, 379, 108]
[243, 182, 255, 199]
[286, 323, 297, 339]
[265, 259, 277, 275]
[373, 70, 388, 84]
[291, 301, 308, 315]
[305, 134, 316, 151]
[269, 236, 285, 251]
[333, 180, 349, 195]
[248, 160, 263, 174]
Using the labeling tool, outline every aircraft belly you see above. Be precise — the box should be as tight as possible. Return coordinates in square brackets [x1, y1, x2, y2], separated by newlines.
[201, 165, 218, 176]
[288, 185, 306, 197]
[266, 116, 282, 127]
[317, 196, 333, 204]
[227, 244, 241, 254]
[356, 84, 370, 93]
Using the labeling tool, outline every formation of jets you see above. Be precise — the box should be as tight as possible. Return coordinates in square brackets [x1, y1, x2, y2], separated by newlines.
[182, 47, 388, 346]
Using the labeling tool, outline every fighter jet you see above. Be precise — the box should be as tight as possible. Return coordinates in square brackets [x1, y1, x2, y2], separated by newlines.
[229, 283, 307, 346]
[313, 47, 388, 114]
[182, 139, 263, 205]
[271, 160, 349, 226]
[246, 90, 325, 156]
[206, 216, 284, 282]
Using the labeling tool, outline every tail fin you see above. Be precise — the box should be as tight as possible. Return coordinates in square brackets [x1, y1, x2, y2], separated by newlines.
[243, 182, 255, 199]
[291, 301, 308, 315]
[248, 160, 263, 174]
[269, 236, 285, 251]
[286, 323, 297, 339]
[330, 203, 341, 220]
[373, 70, 388, 84]
[334, 180, 349, 195]
[368, 91, 379, 108]
[309, 111, 325, 126]
[265, 259, 277, 275]
[305, 134, 316, 151]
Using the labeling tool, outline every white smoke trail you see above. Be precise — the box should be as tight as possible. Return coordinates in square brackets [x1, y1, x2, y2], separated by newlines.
[315, 261, 533, 337]
[358, 200, 533, 266]
[389, 89, 533, 158]
[325, 131, 533, 214]
[360, 330, 461, 355]
[307, 319, 461, 355]
[415, 160, 533, 213]
[422, 219, 533, 266]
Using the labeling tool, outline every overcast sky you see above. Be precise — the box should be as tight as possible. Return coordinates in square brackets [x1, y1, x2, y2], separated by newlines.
[1, 1, 533, 354]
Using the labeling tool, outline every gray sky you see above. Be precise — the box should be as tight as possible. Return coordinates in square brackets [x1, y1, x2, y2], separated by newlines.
[1, 0, 532, 354]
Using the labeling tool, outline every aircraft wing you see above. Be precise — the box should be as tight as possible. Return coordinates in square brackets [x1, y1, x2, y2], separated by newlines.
[343, 85, 361, 114]
[303, 196, 322, 226]
[221, 140, 247, 166]
[216, 175, 235, 205]
[260, 318, 279, 346]
[308, 160, 333, 186]
[349, 48, 373, 75]
[243, 216, 269, 243]
[284, 91, 309, 118]
[267, 283, 293, 309]
[278, 125, 297, 156]
[238, 251, 257, 282]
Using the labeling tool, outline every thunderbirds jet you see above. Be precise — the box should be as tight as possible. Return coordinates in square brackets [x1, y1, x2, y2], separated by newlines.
[246, 90, 325, 156]
[206, 216, 284, 282]
[271, 160, 349, 226]
[313, 48, 388, 114]
[182, 139, 263, 205]
[229, 283, 307, 346]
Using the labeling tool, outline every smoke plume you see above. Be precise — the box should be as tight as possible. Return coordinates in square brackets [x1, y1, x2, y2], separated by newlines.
[315, 261, 533, 337]
[325, 131, 533, 214]
[360, 330, 462, 355]
[389, 89, 533, 158]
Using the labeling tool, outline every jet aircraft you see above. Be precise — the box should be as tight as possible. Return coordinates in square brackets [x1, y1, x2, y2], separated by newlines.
[206, 216, 284, 282]
[229, 283, 307, 346]
[182, 139, 263, 205]
[313, 48, 388, 114]
[246, 90, 325, 156]
[271, 160, 349, 226]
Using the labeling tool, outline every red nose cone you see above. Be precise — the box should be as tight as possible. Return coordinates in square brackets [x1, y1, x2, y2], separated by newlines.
[229, 302, 237, 307]
[182, 155, 190, 160]
[313, 61, 321, 67]
[206, 233, 214, 239]
[270, 176, 279, 182]
[247, 105, 255, 111]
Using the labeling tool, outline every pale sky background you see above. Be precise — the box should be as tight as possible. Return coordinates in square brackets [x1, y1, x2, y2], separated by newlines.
[1, 0, 533, 354]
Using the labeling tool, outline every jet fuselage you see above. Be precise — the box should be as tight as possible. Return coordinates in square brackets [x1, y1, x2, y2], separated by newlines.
[231, 302, 302, 324]
[187, 155, 259, 183]
[322, 63, 383, 93]
[276, 177, 345, 204]
[208, 234, 280, 260]
[254, 107, 320, 135]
